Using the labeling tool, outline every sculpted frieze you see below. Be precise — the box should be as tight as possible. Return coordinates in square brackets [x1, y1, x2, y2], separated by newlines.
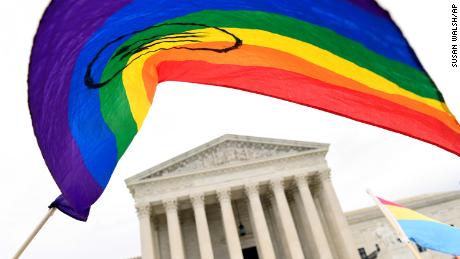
[142, 140, 314, 179]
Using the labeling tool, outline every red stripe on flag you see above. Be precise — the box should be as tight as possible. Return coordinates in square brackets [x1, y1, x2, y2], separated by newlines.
[156, 60, 460, 156]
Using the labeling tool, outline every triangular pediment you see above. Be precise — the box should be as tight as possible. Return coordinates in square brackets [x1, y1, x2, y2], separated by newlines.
[126, 134, 328, 183]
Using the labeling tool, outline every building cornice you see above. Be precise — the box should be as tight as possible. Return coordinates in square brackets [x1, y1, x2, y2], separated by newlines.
[127, 147, 328, 190]
[346, 191, 460, 224]
[125, 134, 328, 185]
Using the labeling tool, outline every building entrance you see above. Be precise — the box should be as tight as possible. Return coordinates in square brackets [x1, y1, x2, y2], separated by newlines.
[242, 247, 259, 259]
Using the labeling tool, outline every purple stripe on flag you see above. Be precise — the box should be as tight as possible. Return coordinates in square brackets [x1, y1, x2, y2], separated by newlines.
[346, 0, 390, 18]
[28, 0, 131, 217]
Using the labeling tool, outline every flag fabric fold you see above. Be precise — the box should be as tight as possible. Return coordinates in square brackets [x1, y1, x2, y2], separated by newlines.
[378, 197, 460, 256]
[29, 0, 460, 220]
[49, 195, 91, 222]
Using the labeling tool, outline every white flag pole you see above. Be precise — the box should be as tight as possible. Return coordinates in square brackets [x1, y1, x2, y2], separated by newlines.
[12, 207, 57, 259]
[366, 189, 423, 259]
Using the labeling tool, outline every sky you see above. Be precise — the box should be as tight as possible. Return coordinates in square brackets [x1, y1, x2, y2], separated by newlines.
[0, 1, 459, 258]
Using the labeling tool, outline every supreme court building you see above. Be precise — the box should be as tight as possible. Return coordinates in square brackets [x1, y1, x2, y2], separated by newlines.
[125, 134, 358, 259]
[126, 135, 460, 259]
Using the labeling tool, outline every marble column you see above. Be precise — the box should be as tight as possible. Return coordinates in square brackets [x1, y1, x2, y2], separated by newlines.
[245, 183, 276, 259]
[294, 175, 333, 259]
[163, 198, 185, 259]
[263, 195, 286, 259]
[314, 170, 358, 259]
[270, 179, 305, 259]
[136, 204, 158, 259]
[190, 193, 215, 259]
[217, 189, 244, 259]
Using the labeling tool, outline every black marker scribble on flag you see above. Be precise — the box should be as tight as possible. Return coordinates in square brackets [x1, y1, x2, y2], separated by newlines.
[85, 22, 242, 89]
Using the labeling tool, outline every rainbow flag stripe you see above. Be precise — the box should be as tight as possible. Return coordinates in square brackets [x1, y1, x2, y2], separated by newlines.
[379, 197, 460, 255]
[29, 0, 460, 220]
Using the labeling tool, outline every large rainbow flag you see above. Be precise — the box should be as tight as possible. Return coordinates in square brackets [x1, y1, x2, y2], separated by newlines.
[29, 0, 460, 220]
[378, 197, 460, 256]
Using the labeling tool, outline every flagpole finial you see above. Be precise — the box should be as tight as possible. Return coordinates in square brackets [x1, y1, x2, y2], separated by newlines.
[366, 188, 376, 198]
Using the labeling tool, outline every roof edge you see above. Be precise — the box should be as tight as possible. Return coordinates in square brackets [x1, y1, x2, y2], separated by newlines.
[125, 134, 329, 184]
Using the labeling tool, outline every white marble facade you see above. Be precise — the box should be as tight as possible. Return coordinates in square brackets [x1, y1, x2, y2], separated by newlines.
[126, 135, 460, 259]
[125, 135, 359, 259]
